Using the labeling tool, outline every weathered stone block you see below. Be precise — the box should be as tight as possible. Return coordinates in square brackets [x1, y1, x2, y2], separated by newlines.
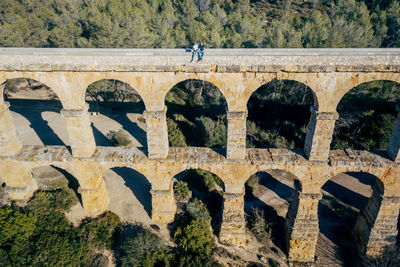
[144, 107, 169, 159]
[61, 107, 96, 158]
[287, 192, 322, 263]
[304, 106, 338, 162]
[227, 111, 247, 160]
[220, 192, 246, 246]
[0, 102, 22, 156]
[151, 188, 176, 223]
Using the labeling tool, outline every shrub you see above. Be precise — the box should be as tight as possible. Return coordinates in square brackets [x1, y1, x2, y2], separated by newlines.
[80, 211, 121, 249]
[86, 253, 109, 267]
[167, 118, 187, 147]
[120, 226, 165, 266]
[0, 190, 123, 267]
[174, 218, 215, 257]
[29, 222, 91, 266]
[177, 253, 222, 267]
[107, 129, 132, 146]
[0, 207, 37, 265]
[360, 247, 400, 267]
[195, 116, 226, 148]
[141, 248, 176, 267]
[246, 174, 259, 195]
[28, 188, 78, 213]
[174, 181, 192, 202]
[186, 198, 211, 222]
[248, 208, 272, 242]
[183, 169, 223, 193]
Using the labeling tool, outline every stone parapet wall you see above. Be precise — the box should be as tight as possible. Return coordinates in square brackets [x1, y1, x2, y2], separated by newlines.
[0, 48, 399, 72]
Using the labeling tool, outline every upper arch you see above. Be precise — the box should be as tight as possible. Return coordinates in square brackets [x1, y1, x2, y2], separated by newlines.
[1, 77, 64, 107]
[319, 170, 385, 194]
[245, 78, 319, 111]
[163, 77, 228, 110]
[245, 169, 303, 192]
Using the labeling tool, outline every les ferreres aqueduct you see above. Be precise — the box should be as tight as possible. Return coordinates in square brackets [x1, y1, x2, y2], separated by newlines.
[0, 48, 399, 262]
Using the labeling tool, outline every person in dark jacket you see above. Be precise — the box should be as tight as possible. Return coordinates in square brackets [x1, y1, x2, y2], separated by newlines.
[198, 41, 205, 61]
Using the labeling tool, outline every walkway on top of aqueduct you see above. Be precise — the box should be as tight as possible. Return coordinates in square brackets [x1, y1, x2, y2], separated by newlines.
[0, 48, 400, 263]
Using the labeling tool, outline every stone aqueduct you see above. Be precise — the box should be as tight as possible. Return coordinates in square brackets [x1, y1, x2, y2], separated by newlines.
[0, 48, 400, 262]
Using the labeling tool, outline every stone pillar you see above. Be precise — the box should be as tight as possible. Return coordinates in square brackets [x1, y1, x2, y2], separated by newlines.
[61, 106, 96, 158]
[220, 190, 247, 246]
[387, 106, 400, 162]
[354, 193, 400, 257]
[286, 192, 322, 263]
[144, 107, 169, 159]
[0, 102, 22, 156]
[227, 111, 247, 160]
[77, 167, 109, 216]
[304, 106, 339, 161]
[2, 168, 38, 201]
[78, 185, 109, 216]
[151, 185, 176, 223]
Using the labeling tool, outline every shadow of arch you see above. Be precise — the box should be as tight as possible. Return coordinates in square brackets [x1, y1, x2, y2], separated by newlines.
[86, 79, 146, 148]
[173, 168, 224, 235]
[4, 78, 67, 146]
[317, 171, 384, 266]
[91, 123, 113, 146]
[165, 79, 228, 149]
[106, 167, 152, 217]
[246, 79, 314, 149]
[331, 80, 400, 152]
[30, 165, 82, 206]
[244, 169, 301, 255]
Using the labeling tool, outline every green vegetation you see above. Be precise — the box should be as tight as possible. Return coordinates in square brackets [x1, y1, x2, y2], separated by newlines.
[168, 78, 400, 151]
[166, 79, 227, 147]
[186, 198, 212, 221]
[80, 212, 121, 249]
[0, 0, 399, 48]
[332, 80, 400, 150]
[119, 199, 219, 267]
[107, 129, 133, 147]
[119, 226, 167, 266]
[248, 208, 273, 242]
[174, 181, 192, 202]
[174, 218, 217, 264]
[86, 79, 144, 112]
[247, 79, 313, 149]
[2, 0, 399, 152]
[182, 169, 224, 193]
[0, 188, 121, 267]
[179, 169, 224, 232]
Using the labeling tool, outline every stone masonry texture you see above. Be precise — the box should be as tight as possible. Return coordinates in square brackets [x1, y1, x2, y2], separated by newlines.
[0, 49, 399, 262]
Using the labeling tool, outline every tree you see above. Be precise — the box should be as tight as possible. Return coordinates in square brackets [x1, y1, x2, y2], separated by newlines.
[0, 207, 37, 266]
[174, 218, 215, 256]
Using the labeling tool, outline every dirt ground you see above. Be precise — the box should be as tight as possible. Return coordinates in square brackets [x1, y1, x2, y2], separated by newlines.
[7, 85, 146, 148]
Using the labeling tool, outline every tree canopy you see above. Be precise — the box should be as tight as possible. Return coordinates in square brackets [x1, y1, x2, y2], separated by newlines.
[0, 0, 398, 48]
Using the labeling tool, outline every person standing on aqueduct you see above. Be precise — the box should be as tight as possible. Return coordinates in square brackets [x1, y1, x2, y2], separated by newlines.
[190, 41, 198, 62]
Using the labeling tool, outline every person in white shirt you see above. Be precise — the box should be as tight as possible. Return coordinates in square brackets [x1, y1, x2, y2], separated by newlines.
[191, 41, 198, 62]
